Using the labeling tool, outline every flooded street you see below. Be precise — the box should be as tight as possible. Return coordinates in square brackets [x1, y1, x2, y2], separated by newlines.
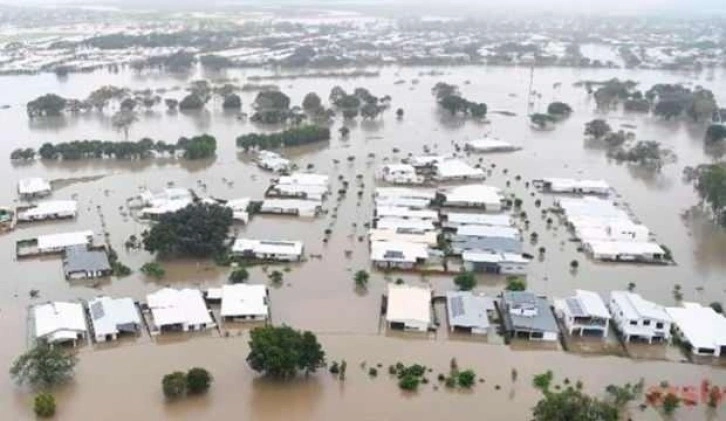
[2, 64, 726, 419]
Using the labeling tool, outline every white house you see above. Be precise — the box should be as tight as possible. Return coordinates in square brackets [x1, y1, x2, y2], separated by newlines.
[260, 199, 321, 217]
[231, 238, 304, 261]
[138, 188, 193, 219]
[554, 290, 611, 338]
[225, 198, 250, 223]
[609, 291, 671, 343]
[376, 217, 437, 233]
[462, 251, 529, 275]
[220, 284, 269, 321]
[455, 225, 521, 240]
[17, 200, 77, 222]
[666, 302, 726, 357]
[256, 150, 290, 173]
[442, 212, 512, 229]
[146, 288, 215, 333]
[386, 284, 432, 332]
[369, 228, 438, 246]
[465, 138, 520, 153]
[501, 291, 559, 341]
[37, 230, 94, 253]
[405, 154, 452, 168]
[446, 291, 495, 335]
[267, 183, 328, 201]
[576, 221, 651, 243]
[440, 184, 504, 210]
[18, 177, 51, 198]
[585, 241, 666, 263]
[433, 159, 485, 181]
[535, 178, 610, 195]
[375, 187, 437, 202]
[375, 206, 438, 221]
[88, 296, 142, 342]
[379, 164, 424, 185]
[371, 240, 430, 269]
[277, 173, 329, 187]
[34, 302, 88, 346]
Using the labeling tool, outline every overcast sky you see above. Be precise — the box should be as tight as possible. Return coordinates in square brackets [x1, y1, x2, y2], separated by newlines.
[1, 0, 724, 15]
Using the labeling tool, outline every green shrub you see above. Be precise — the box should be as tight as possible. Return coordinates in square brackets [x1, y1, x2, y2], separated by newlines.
[162, 372, 187, 399]
[33, 393, 56, 418]
[186, 367, 212, 395]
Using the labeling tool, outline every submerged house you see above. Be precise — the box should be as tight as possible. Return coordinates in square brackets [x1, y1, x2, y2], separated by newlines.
[375, 206, 438, 221]
[371, 240, 430, 269]
[554, 290, 611, 338]
[38, 230, 95, 254]
[534, 178, 610, 195]
[231, 238, 304, 261]
[256, 150, 290, 173]
[666, 302, 726, 357]
[446, 291, 495, 335]
[368, 228, 438, 246]
[16, 200, 77, 222]
[433, 159, 485, 181]
[462, 251, 529, 275]
[585, 241, 666, 263]
[451, 225, 523, 255]
[441, 212, 513, 229]
[609, 291, 671, 343]
[146, 288, 215, 333]
[220, 284, 269, 322]
[385, 284, 432, 332]
[500, 291, 559, 341]
[138, 188, 193, 220]
[34, 301, 88, 346]
[268, 173, 330, 200]
[225, 198, 250, 223]
[62, 246, 112, 280]
[376, 217, 437, 233]
[88, 296, 142, 342]
[379, 164, 425, 185]
[464, 138, 520, 153]
[259, 199, 321, 217]
[18, 177, 51, 198]
[439, 184, 504, 211]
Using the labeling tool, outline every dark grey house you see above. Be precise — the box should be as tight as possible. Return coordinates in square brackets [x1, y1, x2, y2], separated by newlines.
[63, 246, 112, 280]
[500, 291, 559, 341]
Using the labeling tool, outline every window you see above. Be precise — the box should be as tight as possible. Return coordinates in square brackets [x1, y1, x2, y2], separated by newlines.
[643, 320, 651, 326]
[629, 320, 637, 326]
[655, 322, 664, 329]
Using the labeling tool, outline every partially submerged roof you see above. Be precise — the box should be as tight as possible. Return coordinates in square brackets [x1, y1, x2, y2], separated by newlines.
[456, 225, 520, 239]
[146, 288, 213, 327]
[261, 198, 321, 211]
[369, 229, 438, 246]
[386, 284, 432, 325]
[610, 291, 670, 322]
[277, 172, 329, 186]
[666, 302, 726, 351]
[465, 138, 519, 152]
[220, 284, 268, 318]
[37, 230, 94, 250]
[18, 200, 76, 218]
[88, 296, 141, 337]
[444, 212, 512, 227]
[446, 291, 493, 329]
[18, 177, 51, 195]
[34, 301, 87, 342]
[587, 241, 664, 256]
[542, 178, 610, 192]
[559, 290, 610, 319]
[502, 291, 559, 334]
[371, 241, 430, 263]
[376, 206, 438, 221]
[434, 159, 485, 179]
[376, 217, 437, 232]
[443, 184, 502, 204]
[462, 250, 529, 264]
[63, 246, 111, 275]
[375, 187, 437, 201]
[232, 238, 304, 256]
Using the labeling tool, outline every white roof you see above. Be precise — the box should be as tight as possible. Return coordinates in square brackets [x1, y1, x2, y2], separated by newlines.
[226, 198, 251, 211]
[375, 187, 436, 201]
[34, 302, 87, 341]
[456, 225, 520, 239]
[146, 288, 213, 327]
[435, 159, 485, 179]
[18, 200, 76, 218]
[375, 197, 431, 209]
[610, 291, 670, 322]
[272, 183, 328, 196]
[543, 178, 610, 192]
[444, 184, 502, 205]
[277, 173, 329, 186]
[465, 138, 518, 151]
[37, 230, 93, 250]
[232, 238, 303, 256]
[18, 177, 51, 195]
[566, 290, 611, 319]
[88, 296, 141, 337]
[666, 303, 726, 350]
[369, 229, 438, 245]
[220, 284, 268, 318]
[446, 291, 493, 329]
[462, 251, 529, 264]
[558, 197, 627, 220]
[577, 223, 650, 242]
[445, 212, 512, 227]
[261, 199, 321, 212]
[376, 206, 438, 221]
[376, 217, 437, 232]
[587, 241, 664, 256]
[371, 241, 430, 263]
[406, 154, 452, 167]
[386, 284, 432, 325]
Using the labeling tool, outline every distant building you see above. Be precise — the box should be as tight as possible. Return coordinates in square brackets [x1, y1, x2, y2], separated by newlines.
[231, 238, 304, 261]
[446, 291, 495, 335]
[608, 291, 671, 343]
[146, 288, 215, 333]
[62, 246, 112, 280]
[385, 284, 432, 332]
[666, 302, 726, 357]
[34, 301, 88, 346]
[500, 291, 559, 341]
[220, 284, 269, 321]
[554, 290, 611, 338]
[18, 177, 51, 198]
[88, 296, 142, 342]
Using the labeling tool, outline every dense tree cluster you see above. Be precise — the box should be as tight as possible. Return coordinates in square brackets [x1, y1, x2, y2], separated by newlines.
[705, 124, 726, 143]
[584, 119, 612, 139]
[546, 101, 573, 117]
[142, 203, 233, 257]
[130, 50, 196, 72]
[10, 148, 35, 161]
[608, 141, 673, 169]
[162, 367, 213, 399]
[222, 94, 242, 110]
[200, 54, 235, 70]
[246, 326, 325, 379]
[27, 94, 67, 117]
[16, 134, 216, 161]
[647, 84, 718, 121]
[236, 125, 330, 151]
[251, 90, 294, 123]
[329, 86, 388, 120]
[432, 82, 487, 118]
[10, 344, 77, 389]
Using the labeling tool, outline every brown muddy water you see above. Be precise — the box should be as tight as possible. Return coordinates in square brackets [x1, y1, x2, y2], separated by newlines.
[2, 65, 726, 419]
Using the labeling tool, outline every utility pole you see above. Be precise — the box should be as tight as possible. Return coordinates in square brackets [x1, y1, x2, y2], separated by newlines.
[526, 64, 535, 115]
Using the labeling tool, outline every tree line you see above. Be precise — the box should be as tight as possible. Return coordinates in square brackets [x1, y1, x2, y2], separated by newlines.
[10, 134, 217, 161]
[236, 125, 331, 151]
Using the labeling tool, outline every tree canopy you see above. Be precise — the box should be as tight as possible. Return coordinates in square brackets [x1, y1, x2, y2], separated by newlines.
[10, 344, 78, 389]
[695, 164, 726, 226]
[706, 124, 726, 143]
[454, 272, 476, 291]
[246, 326, 325, 379]
[27, 94, 67, 118]
[142, 203, 233, 257]
[584, 119, 612, 139]
[162, 372, 187, 399]
[179, 94, 205, 110]
[547, 102, 572, 117]
[186, 367, 213, 394]
[302, 92, 322, 111]
[222, 94, 242, 110]
[236, 125, 330, 151]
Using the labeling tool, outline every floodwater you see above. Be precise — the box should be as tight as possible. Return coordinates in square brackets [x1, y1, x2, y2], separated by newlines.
[2, 64, 726, 419]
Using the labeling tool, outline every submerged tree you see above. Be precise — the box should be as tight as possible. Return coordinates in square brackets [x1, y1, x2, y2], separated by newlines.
[10, 344, 78, 389]
[584, 119, 612, 139]
[111, 110, 138, 140]
[454, 272, 476, 291]
[246, 326, 325, 379]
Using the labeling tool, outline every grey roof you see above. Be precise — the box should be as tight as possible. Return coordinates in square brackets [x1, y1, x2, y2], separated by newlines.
[451, 236, 522, 254]
[63, 246, 111, 275]
[446, 291, 493, 329]
[501, 291, 559, 334]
